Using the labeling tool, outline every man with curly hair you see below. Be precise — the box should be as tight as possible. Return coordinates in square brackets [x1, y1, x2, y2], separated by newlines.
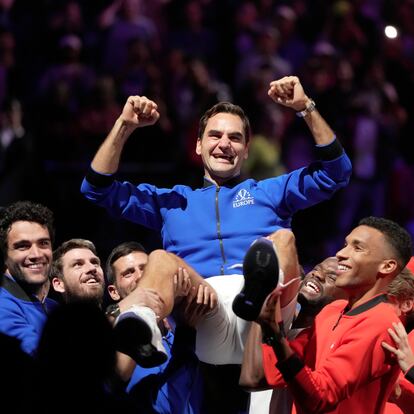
[0, 200, 58, 356]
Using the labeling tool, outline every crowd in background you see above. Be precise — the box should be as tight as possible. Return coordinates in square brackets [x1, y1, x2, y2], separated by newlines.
[1, 0, 414, 267]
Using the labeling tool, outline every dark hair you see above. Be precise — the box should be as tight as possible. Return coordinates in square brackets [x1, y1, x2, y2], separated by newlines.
[359, 217, 413, 268]
[198, 102, 251, 143]
[51, 239, 98, 279]
[105, 241, 147, 284]
[0, 201, 55, 260]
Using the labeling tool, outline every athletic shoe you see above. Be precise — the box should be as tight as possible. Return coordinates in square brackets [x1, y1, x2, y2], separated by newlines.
[232, 237, 279, 321]
[114, 305, 168, 368]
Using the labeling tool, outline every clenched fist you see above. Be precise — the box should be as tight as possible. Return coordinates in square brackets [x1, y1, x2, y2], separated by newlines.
[120, 95, 160, 128]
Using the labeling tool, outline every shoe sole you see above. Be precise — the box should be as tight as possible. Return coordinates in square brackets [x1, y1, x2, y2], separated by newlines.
[114, 314, 167, 367]
[232, 238, 279, 321]
[136, 343, 168, 368]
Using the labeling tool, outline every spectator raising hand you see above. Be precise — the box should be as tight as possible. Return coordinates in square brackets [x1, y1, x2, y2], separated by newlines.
[383, 322, 414, 376]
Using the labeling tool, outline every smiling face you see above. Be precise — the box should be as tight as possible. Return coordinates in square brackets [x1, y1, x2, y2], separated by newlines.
[335, 225, 395, 295]
[108, 251, 148, 300]
[52, 248, 104, 305]
[5, 221, 52, 291]
[196, 112, 249, 185]
[299, 257, 347, 307]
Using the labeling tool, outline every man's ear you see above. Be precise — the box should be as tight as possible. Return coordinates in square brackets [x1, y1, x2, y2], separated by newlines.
[51, 277, 65, 293]
[196, 138, 202, 155]
[379, 259, 398, 277]
[401, 299, 414, 315]
[243, 143, 249, 160]
[107, 284, 120, 301]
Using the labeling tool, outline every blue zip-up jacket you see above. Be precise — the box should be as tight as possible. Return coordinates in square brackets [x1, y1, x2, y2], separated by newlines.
[81, 139, 351, 278]
[0, 275, 57, 356]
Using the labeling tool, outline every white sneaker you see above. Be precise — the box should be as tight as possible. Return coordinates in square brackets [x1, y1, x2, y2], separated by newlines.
[114, 305, 168, 368]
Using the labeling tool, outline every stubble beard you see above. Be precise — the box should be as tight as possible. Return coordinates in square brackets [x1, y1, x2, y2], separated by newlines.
[6, 260, 50, 295]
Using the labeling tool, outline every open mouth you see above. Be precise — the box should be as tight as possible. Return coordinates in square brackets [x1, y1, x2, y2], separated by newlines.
[213, 154, 234, 163]
[25, 262, 48, 272]
[337, 263, 351, 273]
[305, 280, 321, 293]
[301, 278, 323, 296]
[83, 277, 101, 285]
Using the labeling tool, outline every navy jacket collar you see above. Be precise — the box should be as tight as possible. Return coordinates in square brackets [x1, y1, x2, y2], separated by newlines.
[202, 175, 243, 189]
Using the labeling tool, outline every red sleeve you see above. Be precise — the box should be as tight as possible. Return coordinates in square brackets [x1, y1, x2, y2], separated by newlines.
[262, 327, 313, 387]
[276, 311, 399, 413]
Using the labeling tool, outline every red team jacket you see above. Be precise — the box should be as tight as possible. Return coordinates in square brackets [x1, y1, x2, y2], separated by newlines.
[262, 294, 401, 414]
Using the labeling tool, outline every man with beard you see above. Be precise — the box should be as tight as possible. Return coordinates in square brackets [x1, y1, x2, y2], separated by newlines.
[105, 241, 205, 414]
[240, 256, 348, 414]
[0, 200, 58, 356]
[50, 238, 162, 314]
[50, 239, 106, 306]
[51, 239, 205, 413]
[49, 239, 164, 386]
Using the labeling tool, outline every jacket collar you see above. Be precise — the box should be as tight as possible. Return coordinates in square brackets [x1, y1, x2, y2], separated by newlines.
[345, 293, 388, 316]
[202, 175, 243, 189]
[1, 274, 39, 302]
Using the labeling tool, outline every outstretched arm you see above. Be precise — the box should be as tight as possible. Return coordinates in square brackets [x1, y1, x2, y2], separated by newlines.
[91, 96, 160, 174]
[268, 76, 335, 146]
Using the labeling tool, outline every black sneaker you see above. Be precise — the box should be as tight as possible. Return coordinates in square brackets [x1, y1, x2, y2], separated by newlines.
[232, 237, 279, 321]
[114, 306, 168, 368]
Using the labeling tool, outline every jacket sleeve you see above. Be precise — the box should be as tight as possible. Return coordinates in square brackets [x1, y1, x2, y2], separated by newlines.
[80, 167, 164, 230]
[260, 138, 352, 218]
[0, 298, 41, 356]
[276, 313, 399, 413]
[262, 327, 313, 387]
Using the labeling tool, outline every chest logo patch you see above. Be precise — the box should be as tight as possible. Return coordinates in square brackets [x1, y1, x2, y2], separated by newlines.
[233, 189, 255, 208]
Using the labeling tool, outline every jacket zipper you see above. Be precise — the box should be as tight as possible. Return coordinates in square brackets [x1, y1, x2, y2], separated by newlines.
[215, 185, 226, 274]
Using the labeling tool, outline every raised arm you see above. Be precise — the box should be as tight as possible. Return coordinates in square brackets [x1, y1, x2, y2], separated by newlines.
[268, 76, 334, 146]
[91, 96, 160, 174]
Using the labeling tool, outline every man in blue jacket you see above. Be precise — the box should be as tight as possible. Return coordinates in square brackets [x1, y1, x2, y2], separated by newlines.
[0, 201, 57, 356]
[81, 75, 352, 367]
[105, 241, 205, 414]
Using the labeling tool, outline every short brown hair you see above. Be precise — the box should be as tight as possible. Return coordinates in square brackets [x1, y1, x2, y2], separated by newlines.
[51, 239, 98, 279]
[387, 268, 414, 302]
[198, 102, 251, 143]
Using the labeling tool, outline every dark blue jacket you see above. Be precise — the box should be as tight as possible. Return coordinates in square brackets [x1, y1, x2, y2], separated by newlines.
[0, 275, 57, 356]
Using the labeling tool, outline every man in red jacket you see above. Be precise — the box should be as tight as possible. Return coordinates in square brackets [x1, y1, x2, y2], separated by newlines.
[257, 217, 412, 414]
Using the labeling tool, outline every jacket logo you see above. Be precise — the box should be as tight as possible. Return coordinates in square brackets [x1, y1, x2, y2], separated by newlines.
[233, 189, 255, 208]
